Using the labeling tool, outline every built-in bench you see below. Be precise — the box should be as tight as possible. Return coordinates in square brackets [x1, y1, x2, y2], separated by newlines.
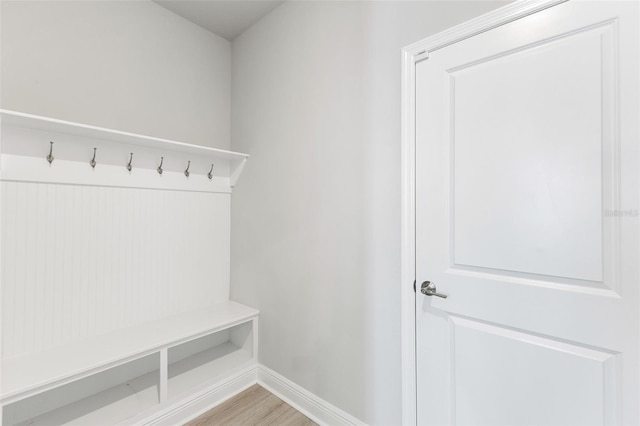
[1, 301, 259, 425]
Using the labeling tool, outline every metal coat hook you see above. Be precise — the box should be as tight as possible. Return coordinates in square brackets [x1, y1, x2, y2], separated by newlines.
[207, 164, 214, 181]
[184, 160, 191, 178]
[126, 153, 133, 172]
[157, 157, 164, 175]
[46, 141, 54, 164]
[90, 148, 97, 169]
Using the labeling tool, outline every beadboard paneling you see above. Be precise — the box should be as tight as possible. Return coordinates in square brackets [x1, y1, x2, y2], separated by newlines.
[1, 181, 230, 359]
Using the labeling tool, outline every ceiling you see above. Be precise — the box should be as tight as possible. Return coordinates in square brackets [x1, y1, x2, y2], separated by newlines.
[154, 0, 285, 41]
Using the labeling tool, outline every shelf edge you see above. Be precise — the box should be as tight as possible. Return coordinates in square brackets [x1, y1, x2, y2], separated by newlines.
[0, 109, 250, 160]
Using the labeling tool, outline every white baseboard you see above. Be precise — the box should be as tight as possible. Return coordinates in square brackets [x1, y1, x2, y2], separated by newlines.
[257, 365, 366, 426]
[139, 364, 365, 426]
[143, 366, 258, 426]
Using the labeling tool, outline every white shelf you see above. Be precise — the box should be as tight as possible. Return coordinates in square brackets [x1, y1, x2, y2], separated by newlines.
[1, 301, 259, 404]
[0, 109, 249, 189]
[0, 110, 247, 161]
[168, 342, 253, 400]
[14, 370, 159, 426]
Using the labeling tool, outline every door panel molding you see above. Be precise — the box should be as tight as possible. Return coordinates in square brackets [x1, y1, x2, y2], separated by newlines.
[444, 265, 620, 298]
[445, 18, 621, 290]
[448, 315, 619, 425]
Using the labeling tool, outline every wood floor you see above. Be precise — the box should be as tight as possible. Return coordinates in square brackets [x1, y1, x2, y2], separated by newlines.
[184, 385, 318, 426]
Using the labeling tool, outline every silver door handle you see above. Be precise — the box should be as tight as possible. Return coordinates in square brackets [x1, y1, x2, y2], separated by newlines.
[421, 281, 448, 299]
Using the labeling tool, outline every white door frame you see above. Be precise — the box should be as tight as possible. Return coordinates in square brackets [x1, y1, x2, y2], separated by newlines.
[399, 1, 570, 423]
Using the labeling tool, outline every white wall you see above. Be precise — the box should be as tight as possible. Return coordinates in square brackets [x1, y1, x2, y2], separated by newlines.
[1, 0, 230, 149]
[230, 1, 508, 424]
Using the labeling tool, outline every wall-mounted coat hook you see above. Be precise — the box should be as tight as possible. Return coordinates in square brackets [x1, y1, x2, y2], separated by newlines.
[126, 153, 133, 172]
[157, 157, 164, 175]
[207, 164, 214, 181]
[46, 141, 54, 164]
[184, 161, 191, 178]
[90, 148, 97, 169]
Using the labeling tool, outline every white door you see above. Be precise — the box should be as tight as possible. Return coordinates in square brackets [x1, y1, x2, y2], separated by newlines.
[415, 1, 639, 425]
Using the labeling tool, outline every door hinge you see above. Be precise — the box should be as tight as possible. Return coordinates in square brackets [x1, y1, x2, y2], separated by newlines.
[415, 50, 429, 63]
[413, 280, 416, 293]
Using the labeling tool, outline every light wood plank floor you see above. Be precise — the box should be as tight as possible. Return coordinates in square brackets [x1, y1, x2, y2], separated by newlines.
[184, 385, 318, 426]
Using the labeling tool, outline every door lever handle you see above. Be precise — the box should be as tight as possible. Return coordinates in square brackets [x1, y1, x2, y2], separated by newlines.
[421, 281, 448, 299]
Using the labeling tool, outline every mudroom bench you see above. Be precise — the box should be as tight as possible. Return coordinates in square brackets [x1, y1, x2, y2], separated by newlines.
[1, 301, 259, 425]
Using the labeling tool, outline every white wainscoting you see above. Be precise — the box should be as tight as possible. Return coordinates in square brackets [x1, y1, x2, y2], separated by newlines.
[1, 181, 230, 359]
